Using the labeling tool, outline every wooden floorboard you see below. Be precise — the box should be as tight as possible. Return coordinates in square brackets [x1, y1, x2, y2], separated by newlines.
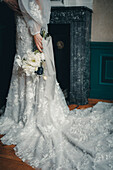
[0, 157, 34, 170]
[69, 98, 113, 110]
[0, 99, 113, 170]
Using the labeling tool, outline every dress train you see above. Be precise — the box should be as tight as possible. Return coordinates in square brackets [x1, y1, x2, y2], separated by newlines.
[0, 15, 113, 170]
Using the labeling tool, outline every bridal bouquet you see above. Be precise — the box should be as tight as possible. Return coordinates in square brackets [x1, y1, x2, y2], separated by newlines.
[15, 30, 49, 80]
[15, 50, 46, 77]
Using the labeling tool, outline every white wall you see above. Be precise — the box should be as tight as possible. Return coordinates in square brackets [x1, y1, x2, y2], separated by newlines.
[91, 0, 113, 42]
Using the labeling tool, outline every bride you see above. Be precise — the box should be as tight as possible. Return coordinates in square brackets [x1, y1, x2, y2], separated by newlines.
[0, 0, 113, 169]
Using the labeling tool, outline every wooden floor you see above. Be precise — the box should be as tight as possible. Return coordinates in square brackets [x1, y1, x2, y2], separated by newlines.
[0, 99, 113, 170]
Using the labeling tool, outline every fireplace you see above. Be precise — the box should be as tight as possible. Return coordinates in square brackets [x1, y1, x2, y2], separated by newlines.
[49, 6, 92, 105]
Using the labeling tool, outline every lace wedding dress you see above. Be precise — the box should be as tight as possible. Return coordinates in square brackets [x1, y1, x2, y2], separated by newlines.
[0, 1, 113, 170]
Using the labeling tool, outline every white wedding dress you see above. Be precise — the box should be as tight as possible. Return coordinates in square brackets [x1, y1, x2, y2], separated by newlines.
[0, 1, 113, 170]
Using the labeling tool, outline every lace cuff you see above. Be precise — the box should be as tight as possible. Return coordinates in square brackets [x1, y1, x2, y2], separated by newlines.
[27, 19, 41, 35]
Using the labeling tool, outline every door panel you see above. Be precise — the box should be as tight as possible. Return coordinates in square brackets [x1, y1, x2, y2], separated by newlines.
[48, 24, 70, 102]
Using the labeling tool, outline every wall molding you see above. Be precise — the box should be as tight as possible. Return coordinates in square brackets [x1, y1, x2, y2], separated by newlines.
[91, 42, 113, 49]
[90, 41, 113, 100]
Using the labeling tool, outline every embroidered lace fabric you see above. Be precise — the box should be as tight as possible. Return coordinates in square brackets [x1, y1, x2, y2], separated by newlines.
[18, 0, 51, 35]
[0, 15, 113, 170]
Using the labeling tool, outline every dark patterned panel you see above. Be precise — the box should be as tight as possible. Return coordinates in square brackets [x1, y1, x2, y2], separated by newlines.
[50, 7, 92, 105]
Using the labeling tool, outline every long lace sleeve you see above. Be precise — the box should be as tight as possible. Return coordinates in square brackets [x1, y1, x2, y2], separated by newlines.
[18, 0, 51, 35]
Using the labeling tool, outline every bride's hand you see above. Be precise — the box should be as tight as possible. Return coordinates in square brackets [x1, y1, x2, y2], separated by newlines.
[34, 33, 43, 53]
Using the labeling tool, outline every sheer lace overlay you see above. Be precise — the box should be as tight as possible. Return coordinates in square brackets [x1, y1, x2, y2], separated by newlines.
[18, 0, 51, 35]
[0, 13, 113, 170]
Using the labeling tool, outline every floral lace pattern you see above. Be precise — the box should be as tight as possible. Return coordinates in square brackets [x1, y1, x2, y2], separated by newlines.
[29, 1, 43, 25]
[0, 15, 113, 170]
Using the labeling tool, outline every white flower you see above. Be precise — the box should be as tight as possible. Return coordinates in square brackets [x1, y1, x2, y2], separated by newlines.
[15, 54, 22, 67]
[22, 64, 35, 76]
[26, 56, 40, 67]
